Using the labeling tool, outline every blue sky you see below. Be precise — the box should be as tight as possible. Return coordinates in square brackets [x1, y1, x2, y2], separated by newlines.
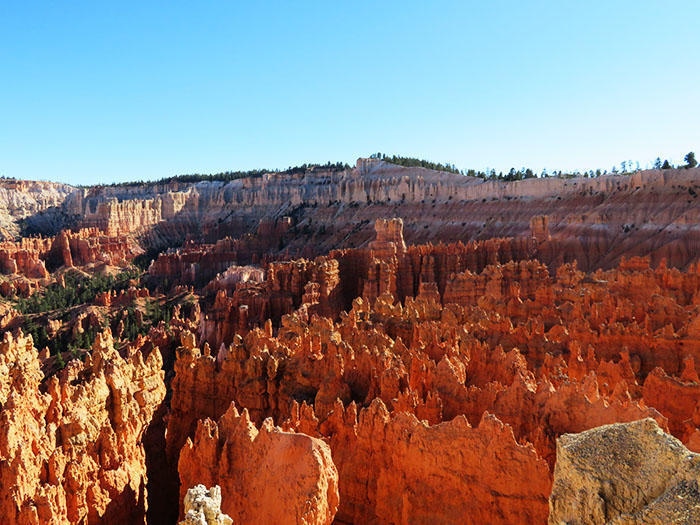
[1, 2, 699, 184]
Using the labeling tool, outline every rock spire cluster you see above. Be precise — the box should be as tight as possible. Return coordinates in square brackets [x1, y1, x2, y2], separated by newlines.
[2, 160, 700, 523]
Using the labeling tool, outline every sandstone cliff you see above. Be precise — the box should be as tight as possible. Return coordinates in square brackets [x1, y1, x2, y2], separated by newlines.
[0, 179, 74, 239]
[3, 157, 700, 525]
[5, 161, 700, 271]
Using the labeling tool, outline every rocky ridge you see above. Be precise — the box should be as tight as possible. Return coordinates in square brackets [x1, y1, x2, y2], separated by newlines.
[4, 160, 700, 270]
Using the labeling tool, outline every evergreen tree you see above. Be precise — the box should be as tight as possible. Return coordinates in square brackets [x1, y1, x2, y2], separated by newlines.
[684, 152, 697, 169]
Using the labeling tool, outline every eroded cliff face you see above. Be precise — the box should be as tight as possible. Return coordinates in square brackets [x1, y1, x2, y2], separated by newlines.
[307, 400, 551, 525]
[0, 329, 165, 524]
[0, 228, 140, 291]
[78, 162, 700, 270]
[6, 161, 700, 272]
[156, 219, 700, 523]
[0, 236, 52, 279]
[0, 180, 75, 240]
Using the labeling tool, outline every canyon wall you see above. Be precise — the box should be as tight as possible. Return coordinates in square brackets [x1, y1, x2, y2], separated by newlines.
[0, 179, 74, 239]
[4, 161, 700, 271]
[3, 159, 700, 523]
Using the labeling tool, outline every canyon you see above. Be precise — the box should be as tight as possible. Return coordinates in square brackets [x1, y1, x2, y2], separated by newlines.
[1, 159, 700, 524]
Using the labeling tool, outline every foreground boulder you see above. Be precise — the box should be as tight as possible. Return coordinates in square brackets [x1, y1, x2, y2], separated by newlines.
[178, 402, 339, 525]
[548, 418, 700, 524]
[180, 485, 232, 525]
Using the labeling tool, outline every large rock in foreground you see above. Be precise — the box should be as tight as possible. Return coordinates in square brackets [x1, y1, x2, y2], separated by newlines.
[178, 402, 339, 525]
[549, 418, 700, 524]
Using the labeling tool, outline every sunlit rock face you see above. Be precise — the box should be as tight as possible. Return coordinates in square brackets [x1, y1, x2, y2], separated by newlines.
[179, 485, 232, 525]
[178, 403, 339, 525]
[0, 179, 74, 240]
[160, 219, 700, 523]
[0, 227, 139, 284]
[7, 162, 700, 271]
[0, 329, 165, 524]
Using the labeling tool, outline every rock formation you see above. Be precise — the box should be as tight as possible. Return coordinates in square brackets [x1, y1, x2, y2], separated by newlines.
[158, 216, 700, 522]
[368, 218, 407, 258]
[0, 329, 165, 524]
[4, 162, 700, 271]
[548, 418, 700, 524]
[0, 236, 51, 278]
[50, 228, 138, 268]
[309, 400, 551, 524]
[178, 403, 339, 525]
[530, 214, 551, 243]
[0, 179, 74, 239]
[3, 158, 700, 524]
[0, 227, 138, 281]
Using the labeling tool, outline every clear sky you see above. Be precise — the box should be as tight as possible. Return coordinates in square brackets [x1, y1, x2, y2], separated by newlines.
[1, 1, 699, 185]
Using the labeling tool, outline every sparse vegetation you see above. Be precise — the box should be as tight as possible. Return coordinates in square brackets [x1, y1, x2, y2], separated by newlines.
[22, 316, 103, 357]
[371, 153, 462, 174]
[18, 277, 192, 357]
[102, 162, 351, 188]
[372, 150, 696, 180]
[15, 269, 140, 314]
[117, 300, 173, 340]
[133, 245, 178, 271]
